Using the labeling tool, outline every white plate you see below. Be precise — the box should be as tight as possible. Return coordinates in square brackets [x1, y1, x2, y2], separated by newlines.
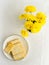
[3, 34, 28, 60]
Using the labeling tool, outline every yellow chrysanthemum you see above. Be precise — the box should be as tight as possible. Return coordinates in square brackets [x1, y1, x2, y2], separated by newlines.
[36, 12, 46, 25]
[21, 30, 29, 37]
[25, 5, 36, 12]
[31, 23, 42, 33]
[24, 21, 33, 30]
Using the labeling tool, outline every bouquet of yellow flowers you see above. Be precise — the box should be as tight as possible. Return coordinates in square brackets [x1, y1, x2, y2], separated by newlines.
[19, 5, 46, 37]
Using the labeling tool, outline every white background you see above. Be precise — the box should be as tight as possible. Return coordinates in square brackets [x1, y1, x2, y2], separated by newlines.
[0, 0, 49, 65]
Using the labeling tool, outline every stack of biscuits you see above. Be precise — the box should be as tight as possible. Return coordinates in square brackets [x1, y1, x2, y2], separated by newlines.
[4, 39, 27, 60]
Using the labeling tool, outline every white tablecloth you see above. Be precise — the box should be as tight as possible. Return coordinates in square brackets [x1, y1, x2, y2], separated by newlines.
[0, 0, 49, 65]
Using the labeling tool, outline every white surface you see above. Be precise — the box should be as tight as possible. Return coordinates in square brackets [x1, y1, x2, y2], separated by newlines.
[0, 0, 49, 65]
[3, 34, 28, 60]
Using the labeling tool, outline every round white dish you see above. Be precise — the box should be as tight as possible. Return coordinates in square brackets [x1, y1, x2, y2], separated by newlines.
[3, 34, 29, 61]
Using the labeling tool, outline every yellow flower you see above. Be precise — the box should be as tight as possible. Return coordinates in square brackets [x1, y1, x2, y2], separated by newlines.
[21, 30, 29, 37]
[31, 23, 42, 33]
[24, 21, 33, 30]
[25, 5, 36, 12]
[36, 12, 46, 25]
